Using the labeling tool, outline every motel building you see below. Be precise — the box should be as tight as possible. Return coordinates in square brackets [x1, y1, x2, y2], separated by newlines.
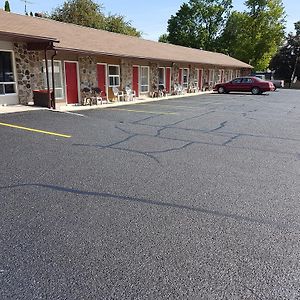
[0, 10, 252, 108]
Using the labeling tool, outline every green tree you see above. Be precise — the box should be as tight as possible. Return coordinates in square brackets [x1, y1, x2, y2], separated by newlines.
[105, 14, 141, 37]
[219, 0, 286, 70]
[269, 22, 300, 84]
[4, 0, 11, 12]
[158, 33, 169, 43]
[163, 0, 232, 50]
[50, 0, 106, 29]
[50, 0, 141, 37]
[295, 21, 300, 35]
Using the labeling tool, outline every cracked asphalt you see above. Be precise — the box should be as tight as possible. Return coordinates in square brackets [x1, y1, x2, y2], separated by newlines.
[0, 90, 300, 299]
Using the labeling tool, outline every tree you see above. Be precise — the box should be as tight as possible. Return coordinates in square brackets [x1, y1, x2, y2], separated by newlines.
[105, 14, 141, 37]
[158, 34, 169, 43]
[269, 22, 300, 84]
[162, 0, 232, 50]
[218, 0, 286, 70]
[49, 0, 141, 37]
[50, 0, 106, 30]
[4, 1, 11, 12]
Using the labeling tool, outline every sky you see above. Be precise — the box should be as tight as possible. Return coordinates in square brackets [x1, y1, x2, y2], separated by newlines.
[4, 0, 299, 41]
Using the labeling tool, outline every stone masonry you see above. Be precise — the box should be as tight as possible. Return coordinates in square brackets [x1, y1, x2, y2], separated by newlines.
[14, 43, 44, 105]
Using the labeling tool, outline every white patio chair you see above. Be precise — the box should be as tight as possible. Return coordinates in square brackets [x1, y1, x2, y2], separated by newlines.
[125, 86, 136, 101]
[112, 87, 125, 101]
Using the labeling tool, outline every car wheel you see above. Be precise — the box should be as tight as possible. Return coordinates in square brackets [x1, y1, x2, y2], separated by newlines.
[218, 86, 225, 94]
[251, 87, 260, 95]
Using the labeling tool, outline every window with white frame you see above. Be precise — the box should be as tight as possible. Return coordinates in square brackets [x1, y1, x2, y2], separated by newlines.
[182, 68, 189, 88]
[0, 51, 16, 95]
[235, 70, 240, 78]
[229, 70, 234, 80]
[159, 67, 165, 86]
[108, 65, 120, 87]
[43, 60, 64, 99]
[194, 69, 199, 88]
[218, 70, 222, 83]
[209, 69, 215, 87]
[140, 66, 149, 92]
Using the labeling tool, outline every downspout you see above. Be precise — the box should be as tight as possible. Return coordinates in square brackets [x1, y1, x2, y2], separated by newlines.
[44, 45, 51, 109]
[50, 49, 57, 109]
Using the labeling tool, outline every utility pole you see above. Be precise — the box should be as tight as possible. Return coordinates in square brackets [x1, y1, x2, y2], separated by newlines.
[20, 0, 34, 15]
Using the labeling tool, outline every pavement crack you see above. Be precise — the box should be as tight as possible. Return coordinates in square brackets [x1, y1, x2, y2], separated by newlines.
[209, 121, 228, 132]
[148, 142, 194, 154]
[222, 134, 241, 146]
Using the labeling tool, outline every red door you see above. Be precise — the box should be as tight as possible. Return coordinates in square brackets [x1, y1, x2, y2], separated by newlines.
[166, 67, 171, 93]
[65, 62, 79, 104]
[132, 66, 139, 97]
[97, 64, 107, 99]
[178, 68, 183, 85]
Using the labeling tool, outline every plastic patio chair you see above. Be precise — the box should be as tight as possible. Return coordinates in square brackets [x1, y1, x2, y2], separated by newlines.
[112, 87, 125, 101]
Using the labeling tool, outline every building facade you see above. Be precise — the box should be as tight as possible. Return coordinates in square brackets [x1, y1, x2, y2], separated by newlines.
[0, 11, 252, 107]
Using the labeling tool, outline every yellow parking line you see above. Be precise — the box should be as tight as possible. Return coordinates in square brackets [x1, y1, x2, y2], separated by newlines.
[108, 108, 177, 115]
[0, 122, 72, 138]
[137, 103, 199, 109]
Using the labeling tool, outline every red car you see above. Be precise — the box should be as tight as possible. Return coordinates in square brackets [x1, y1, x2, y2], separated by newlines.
[214, 76, 275, 95]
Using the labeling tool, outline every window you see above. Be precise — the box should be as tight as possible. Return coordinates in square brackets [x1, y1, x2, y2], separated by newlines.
[140, 66, 149, 92]
[209, 69, 214, 86]
[182, 68, 189, 88]
[218, 70, 222, 83]
[159, 67, 165, 86]
[43, 60, 64, 99]
[108, 65, 120, 87]
[232, 78, 242, 84]
[0, 51, 16, 95]
[195, 69, 199, 88]
[242, 78, 253, 83]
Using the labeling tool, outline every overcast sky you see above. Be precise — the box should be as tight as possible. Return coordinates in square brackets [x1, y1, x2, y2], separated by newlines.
[5, 0, 299, 40]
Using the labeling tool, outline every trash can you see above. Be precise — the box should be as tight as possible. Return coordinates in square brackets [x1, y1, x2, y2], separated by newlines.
[33, 90, 52, 107]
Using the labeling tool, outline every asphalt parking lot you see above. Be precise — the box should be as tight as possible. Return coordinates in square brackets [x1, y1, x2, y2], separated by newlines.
[1, 90, 300, 299]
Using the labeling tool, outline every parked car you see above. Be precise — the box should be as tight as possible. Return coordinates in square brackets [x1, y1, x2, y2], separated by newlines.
[254, 74, 284, 90]
[214, 77, 275, 95]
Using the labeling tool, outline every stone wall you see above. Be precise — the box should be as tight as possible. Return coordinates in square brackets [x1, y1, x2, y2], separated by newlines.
[121, 59, 133, 89]
[14, 43, 44, 105]
[78, 56, 97, 89]
[150, 62, 159, 92]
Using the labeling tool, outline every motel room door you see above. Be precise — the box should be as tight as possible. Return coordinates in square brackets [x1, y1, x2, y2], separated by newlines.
[97, 64, 107, 99]
[166, 67, 171, 93]
[64, 61, 79, 104]
[132, 66, 139, 97]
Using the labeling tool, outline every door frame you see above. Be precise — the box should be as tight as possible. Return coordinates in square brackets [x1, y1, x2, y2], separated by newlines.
[132, 65, 140, 96]
[0, 48, 18, 105]
[97, 63, 108, 99]
[64, 60, 80, 104]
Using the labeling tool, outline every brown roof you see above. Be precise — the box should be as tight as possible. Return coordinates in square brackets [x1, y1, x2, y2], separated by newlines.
[0, 10, 252, 69]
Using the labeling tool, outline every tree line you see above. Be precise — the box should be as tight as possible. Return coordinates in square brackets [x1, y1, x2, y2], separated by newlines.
[159, 0, 286, 71]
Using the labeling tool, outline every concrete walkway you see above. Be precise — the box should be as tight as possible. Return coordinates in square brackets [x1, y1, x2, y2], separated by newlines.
[0, 91, 213, 115]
